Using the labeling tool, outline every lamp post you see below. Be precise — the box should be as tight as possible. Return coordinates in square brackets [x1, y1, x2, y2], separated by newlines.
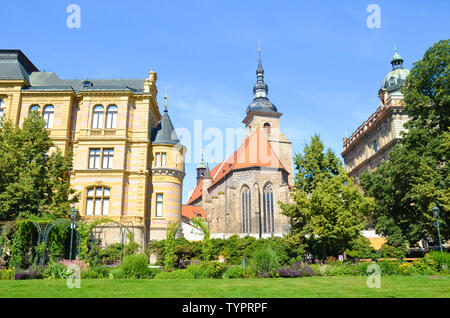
[432, 204, 443, 252]
[69, 207, 79, 261]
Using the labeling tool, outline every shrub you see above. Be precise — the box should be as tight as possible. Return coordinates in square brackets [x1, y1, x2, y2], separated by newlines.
[223, 266, 256, 279]
[379, 244, 406, 259]
[345, 236, 378, 260]
[426, 251, 450, 272]
[81, 266, 110, 279]
[412, 258, 438, 275]
[120, 254, 150, 279]
[378, 260, 401, 276]
[44, 262, 70, 279]
[276, 262, 316, 278]
[0, 268, 15, 280]
[108, 267, 125, 279]
[186, 263, 206, 279]
[398, 262, 416, 275]
[14, 268, 42, 280]
[154, 269, 195, 279]
[98, 243, 123, 265]
[201, 261, 227, 279]
[251, 246, 279, 273]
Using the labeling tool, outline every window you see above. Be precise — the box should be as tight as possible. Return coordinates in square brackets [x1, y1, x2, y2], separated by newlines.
[155, 152, 167, 167]
[106, 105, 118, 129]
[241, 186, 251, 233]
[156, 193, 163, 217]
[89, 148, 114, 169]
[263, 183, 274, 233]
[43, 105, 54, 129]
[102, 148, 114, 169]
[30, 104, 40, 114]
[89, 148, 101, 169]
[0, 99, 4, 121]
[92, 105, 104, 129]
[86, 186, 110, 216]
[263, 122, 271, 135]
[373, 139, 379, 152]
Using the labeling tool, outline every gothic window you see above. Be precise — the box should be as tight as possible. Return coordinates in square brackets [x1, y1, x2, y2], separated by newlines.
[86, 186, 110, 216]
[43, 105, 54, 129]
[0, 99, 4, 122]
[105, 105, 118, 129]
[263, 183, 275, 233]
[241, 185, 251, 233]
[263, 122, 271, 135]
[30, 104, 41, 114]
[92, 105, 104, 129]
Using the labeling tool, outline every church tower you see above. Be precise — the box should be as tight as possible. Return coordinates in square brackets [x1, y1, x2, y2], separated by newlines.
[242, 48, 294, 185]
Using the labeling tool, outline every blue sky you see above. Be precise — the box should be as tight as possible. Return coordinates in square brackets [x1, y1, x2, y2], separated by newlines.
[1, 0, 449, 202]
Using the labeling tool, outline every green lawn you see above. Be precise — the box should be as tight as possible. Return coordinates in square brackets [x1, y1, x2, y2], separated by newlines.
[0, 276, 449, 298]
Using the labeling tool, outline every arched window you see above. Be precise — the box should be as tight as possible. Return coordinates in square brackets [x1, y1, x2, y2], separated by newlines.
[241, 186, 251, 233]
[105, 105, 118, 129]
[43, 105, 54, 129]
[263, 122, 271, 135]
[30, 104, 41, 114]
[0, 99, 4, 121]
[263, 183, 274, 233]
[86, 186, 110, 216]
[92, 105, 104, 129]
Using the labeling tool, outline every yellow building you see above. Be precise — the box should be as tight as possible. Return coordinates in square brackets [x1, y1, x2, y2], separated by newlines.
[0, 50, 185, 248]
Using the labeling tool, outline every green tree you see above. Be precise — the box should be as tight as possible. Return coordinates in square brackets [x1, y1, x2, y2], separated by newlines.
[192, 216, 211, 261]
[360, 39, 449, 247]
[0, 112, 78, 220]
[281, 135, 374, 257]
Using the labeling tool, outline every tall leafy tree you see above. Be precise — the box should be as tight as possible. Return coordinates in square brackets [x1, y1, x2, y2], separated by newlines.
[281, 135, 374, 257]
[0, 112, 78, 220]
[360, 39, 449, 247]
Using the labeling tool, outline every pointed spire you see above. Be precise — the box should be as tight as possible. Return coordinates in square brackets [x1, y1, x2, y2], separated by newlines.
[164, 95, 168, 113]
[391, 41, 404, 70]
[253, 44, 268, 99]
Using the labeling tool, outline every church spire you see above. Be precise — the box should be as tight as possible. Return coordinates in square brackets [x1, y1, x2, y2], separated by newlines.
[253, 45, 268, 100]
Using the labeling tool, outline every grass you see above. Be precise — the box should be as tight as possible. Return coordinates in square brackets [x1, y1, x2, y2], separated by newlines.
[0, 276, 449, 298]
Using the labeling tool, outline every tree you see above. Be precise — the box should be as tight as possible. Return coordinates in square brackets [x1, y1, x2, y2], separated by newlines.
[281, 135, 375, 257]
[0, 112, 78, 220]
[360, 39, 449, 247]
[192, 216, 211, 261]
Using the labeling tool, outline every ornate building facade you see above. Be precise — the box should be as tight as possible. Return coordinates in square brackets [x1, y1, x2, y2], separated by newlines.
[0, 50, 185, 248]
[186, 52, 293, 238]
[342, 47, 410, 181]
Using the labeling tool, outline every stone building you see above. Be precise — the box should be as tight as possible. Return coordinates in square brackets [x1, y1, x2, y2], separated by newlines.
[341, 47, 410, 181]
[186, 52, 293, 238]
[0, 49, 185, 248]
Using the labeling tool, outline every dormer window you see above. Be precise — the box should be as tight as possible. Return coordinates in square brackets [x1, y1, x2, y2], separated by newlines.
[83, 80, 93, 87]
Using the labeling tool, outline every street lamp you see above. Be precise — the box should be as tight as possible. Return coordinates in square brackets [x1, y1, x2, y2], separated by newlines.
[432, 204, 443, 252]
[69, 207, 79, 261]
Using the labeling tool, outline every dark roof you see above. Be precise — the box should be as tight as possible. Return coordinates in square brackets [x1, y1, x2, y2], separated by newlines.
[246, 53, 277, 114]
[151, 109, 180, 145]
[0, 50, 39, 81]
[28, 72, 145, 93]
